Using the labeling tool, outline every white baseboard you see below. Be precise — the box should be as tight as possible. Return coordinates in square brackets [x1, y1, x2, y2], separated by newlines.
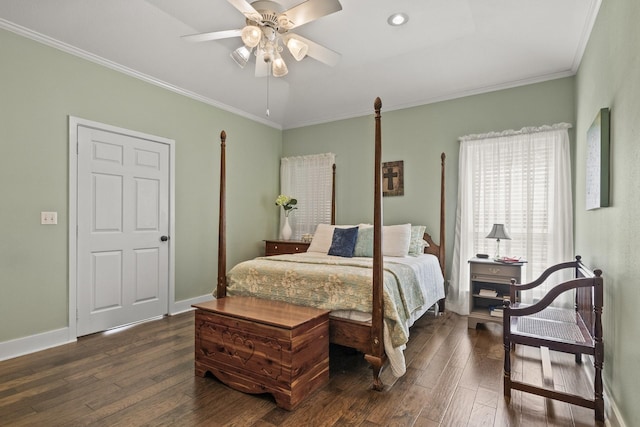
[0, 294, 214, 362]
[170, 293, 213, 315]
[604, 380, 626, 427]
[0, 327, 76, 362]
[581, 355, 626, 427]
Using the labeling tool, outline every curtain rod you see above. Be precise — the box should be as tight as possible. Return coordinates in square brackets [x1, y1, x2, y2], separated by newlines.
[281, 152, 335, 162]
[459, 123, 572, 142]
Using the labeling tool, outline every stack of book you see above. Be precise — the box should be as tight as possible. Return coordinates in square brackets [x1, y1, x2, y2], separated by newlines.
[490, 306, 504, 317]
[478, 288, 498, 298]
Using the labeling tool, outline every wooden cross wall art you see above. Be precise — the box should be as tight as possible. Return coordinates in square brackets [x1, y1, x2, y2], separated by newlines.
[382, 161, 404, 197]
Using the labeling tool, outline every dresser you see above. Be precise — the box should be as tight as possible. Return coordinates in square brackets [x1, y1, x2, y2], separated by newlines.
[468, 257, 522, 329]
[264, 239, 310, 256]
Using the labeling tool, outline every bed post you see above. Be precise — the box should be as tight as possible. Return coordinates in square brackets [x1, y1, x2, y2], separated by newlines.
[365, 97, 386, 391]
[331, 163, 336, 225]
[216, 130, 227, 299]
[438, 152, 446, 312]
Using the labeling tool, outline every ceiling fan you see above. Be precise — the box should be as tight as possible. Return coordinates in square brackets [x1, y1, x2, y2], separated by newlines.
[182, 0, 342, 78]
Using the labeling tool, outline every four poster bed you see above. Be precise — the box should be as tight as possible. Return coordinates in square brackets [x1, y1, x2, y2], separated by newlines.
[206, 98, 446, 390]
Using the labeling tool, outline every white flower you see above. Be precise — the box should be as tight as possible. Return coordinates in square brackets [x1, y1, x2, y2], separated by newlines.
[275, 194, 298, 217]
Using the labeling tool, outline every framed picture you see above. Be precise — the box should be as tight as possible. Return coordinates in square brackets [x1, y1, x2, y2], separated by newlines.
[585, 108, 610, 210]
[382, 160, 404, 197]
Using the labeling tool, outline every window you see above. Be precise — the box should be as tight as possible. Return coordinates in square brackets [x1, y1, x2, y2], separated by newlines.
[280, 153, 335, 240]
[449, 124, 574, 314]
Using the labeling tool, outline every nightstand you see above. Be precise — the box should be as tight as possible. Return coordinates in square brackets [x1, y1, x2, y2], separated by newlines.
[264, 240, 310, 256]
[468, 257, 522, 329]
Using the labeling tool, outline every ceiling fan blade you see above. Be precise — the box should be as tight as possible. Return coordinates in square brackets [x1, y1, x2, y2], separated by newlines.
[285, 34, 341, 67]
[255, 51, 269, 77]
[283, 0, 342, 29]
[227, 0, 263, 22]
[182, 29, 242, 43]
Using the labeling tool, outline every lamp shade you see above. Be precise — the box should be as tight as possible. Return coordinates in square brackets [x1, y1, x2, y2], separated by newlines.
[272, 55, 288, 77]
[486, 223, 511, 240]
[287, 38, 308, 61]
[241, 25, 261, 48]
[230, 45, 252, 68]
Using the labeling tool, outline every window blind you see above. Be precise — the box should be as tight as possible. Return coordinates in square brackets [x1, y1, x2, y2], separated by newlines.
[280, 153, 335, 240]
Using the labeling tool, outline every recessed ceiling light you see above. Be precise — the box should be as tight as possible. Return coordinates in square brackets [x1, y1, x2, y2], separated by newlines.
[387, 12, 409, 26]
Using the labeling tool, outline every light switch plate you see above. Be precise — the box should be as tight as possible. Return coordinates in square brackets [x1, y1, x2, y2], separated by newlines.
[41, 211, 58, 225]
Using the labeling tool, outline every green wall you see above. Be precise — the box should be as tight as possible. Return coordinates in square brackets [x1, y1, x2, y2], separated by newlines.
[0, 28, 282, 342]
[574, 0, 640, 424]
[283, 77, 576, 281]
[3, 3, 637, 422]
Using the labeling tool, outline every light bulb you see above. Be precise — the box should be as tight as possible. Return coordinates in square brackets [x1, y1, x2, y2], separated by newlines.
[387, 13, 409, 26]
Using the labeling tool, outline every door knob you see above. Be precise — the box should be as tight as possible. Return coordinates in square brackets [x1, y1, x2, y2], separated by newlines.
[160, 235, 170, 242]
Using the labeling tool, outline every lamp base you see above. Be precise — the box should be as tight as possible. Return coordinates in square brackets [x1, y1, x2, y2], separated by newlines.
[494, 239, 501, 260]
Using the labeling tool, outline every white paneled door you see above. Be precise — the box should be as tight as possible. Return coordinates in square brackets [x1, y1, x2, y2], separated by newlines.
[76, 126, 170, 336]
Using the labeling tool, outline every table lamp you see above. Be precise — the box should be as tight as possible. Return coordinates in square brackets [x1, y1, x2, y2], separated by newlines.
[486, 223, 511, 259]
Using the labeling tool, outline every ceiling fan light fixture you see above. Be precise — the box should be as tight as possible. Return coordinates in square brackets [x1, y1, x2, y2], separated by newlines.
[241, 25, 262, 48]
[184, 0, 344, 78]
[231, 45, 252, 68]
[272, 54, 288, 77]
[287, 38, 308, 61]
[387, 12, 409, 26]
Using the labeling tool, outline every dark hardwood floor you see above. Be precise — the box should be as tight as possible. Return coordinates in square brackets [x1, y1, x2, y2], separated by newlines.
[0, 310, 602, 426]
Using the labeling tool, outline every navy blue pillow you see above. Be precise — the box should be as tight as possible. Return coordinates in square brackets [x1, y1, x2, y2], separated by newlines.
[328, 227, 359, 258]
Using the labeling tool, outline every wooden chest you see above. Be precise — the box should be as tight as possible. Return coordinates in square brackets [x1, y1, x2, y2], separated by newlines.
[193, 297, 330, 410]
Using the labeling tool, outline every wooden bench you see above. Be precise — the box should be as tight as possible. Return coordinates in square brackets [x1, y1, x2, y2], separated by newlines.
[193, 296, 330, 410]
[503, 256, 604, 422]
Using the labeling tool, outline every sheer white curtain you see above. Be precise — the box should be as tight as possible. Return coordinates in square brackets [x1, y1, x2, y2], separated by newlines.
[448, 124, 574, 314]
[280, 153, 335, 240]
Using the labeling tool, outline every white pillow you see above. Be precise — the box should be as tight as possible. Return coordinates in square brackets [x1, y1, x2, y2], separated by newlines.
[307, 224, 357, 254]
[382, 223, 411, 257]
[307, 224, 334, 253]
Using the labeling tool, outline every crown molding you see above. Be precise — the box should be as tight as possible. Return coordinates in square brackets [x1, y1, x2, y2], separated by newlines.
[0, 18, 282, 130]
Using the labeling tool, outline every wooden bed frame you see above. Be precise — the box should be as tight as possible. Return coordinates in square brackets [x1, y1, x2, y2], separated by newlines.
[214, 98, 446, 390]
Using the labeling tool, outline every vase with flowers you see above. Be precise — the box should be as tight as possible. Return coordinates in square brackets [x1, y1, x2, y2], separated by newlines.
[275, 194, 297, 240]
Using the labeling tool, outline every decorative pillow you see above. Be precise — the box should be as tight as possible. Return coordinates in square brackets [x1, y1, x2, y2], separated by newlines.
[382, 223, 412, 257]
[354, 226, 374, 257]
[353, 223, 412, 257]
[328, 227, 359, 257]
[408, 225, 427, 256]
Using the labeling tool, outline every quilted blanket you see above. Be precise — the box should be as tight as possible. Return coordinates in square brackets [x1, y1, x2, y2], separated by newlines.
[226, 253, 432, 348]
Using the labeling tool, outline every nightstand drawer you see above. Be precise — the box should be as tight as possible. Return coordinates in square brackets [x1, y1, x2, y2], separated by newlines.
[265, 240, 310, 256]
[471, 263, 520, 282]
